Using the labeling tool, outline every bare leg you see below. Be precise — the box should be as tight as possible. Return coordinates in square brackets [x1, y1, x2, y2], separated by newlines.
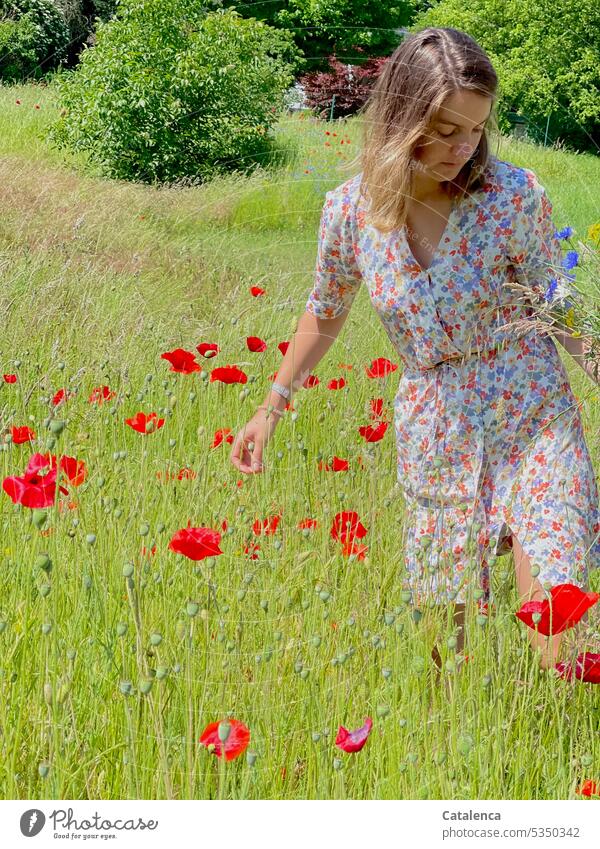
[512, 533, 562, 669]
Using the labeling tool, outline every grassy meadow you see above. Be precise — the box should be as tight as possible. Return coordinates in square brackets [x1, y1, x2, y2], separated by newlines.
[0, 81, 599, 800]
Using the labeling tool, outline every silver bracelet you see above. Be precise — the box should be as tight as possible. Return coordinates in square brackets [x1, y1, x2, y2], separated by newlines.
[271, 381, 290, 400]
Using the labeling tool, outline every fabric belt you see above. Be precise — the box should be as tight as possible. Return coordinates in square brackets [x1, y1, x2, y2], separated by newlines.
[417, 337, 514, 372]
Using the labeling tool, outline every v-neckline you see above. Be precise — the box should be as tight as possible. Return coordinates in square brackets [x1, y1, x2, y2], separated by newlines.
[402, 197, 458, 275]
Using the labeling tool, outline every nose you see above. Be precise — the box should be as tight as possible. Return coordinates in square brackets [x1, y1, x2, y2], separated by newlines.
[451, 142, 476, 157]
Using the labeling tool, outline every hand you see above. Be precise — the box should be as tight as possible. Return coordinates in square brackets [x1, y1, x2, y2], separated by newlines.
[229, 408, 281, 474]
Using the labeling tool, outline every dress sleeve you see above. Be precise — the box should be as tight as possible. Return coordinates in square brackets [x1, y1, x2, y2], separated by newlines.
[305, 189, 363, 319]
[506, 172, 575, 313]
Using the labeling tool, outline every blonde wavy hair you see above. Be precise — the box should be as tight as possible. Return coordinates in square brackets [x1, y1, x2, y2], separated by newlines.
[342, 26, 500, 233]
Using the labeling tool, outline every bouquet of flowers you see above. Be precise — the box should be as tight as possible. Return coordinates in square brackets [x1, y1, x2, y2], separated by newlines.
[499, 221, 600, 387]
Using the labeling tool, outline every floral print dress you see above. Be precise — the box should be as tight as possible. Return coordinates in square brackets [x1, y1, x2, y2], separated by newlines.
[305, 155, 600, 605]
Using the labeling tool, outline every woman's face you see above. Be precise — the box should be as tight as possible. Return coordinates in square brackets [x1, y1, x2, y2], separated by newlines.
[414, 90, 493, 183]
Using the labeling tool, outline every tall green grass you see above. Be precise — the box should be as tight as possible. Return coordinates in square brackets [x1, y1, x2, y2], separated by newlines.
[0, 82, 599, 800]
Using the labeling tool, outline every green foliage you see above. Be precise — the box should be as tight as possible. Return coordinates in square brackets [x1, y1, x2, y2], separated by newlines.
[0, 0, 69, 82]
[222, 0, 418, 71]
[413, 0, 600, 153]
[45, 0, 303, 183]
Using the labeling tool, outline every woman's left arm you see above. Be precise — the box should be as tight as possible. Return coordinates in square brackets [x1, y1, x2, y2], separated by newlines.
[552, 326, 600, 386]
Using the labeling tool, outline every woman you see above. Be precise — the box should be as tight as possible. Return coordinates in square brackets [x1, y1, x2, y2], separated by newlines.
[231, 27, 600, 673]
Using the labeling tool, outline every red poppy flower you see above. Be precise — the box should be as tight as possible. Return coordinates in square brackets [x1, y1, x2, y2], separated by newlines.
[330, 511, 368, 545]
[212, 428, 234, 448]
[278, 341, 289, 355]
[515, 583, 600, 635]
[298, 518, 318, 530]
[369, 398, 384, 418]
[10, 426, 35, 444]
[196, 342, 220, 358]
[199, 719, 250, 761]
[327, 377, 347, 390]
[318, 456, 349, 472]
[250, 286, 265, 297]
[209, 365, 247, 384]
[335, 717, 373, 753]
[340, 540, 369, 559]
[161, 348, 202, 374]
[2, 453, 69, 508]
[58, 454, 88, 487]
[176, 467, 196, 480]
[3, 374, 17, 383]
[576, 779, 599, 798]
[303, 374, 319, 388]
[555, 652, 600, 683]
[125, 412, 165, 433]
[246, 336, 267, 352]
[168, 525, 223, 560]
[359, 420, 389, 442]
[252, 513, 281, 536]
[89, 385, 116, 404]
[365, 357, 398, 378]
[52, 388, 74, 406]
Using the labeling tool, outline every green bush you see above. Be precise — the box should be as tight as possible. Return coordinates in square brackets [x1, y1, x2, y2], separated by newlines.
[46, 0, 303, 183]
[0, 0, 69, 82]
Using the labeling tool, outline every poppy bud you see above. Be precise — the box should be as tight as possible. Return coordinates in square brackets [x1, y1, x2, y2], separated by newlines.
[32, 510, 48, 530]
[218, 720, 231, 743]
[38, 762, 50, 779]
[35, 553, 52, 572]
[49, 420, 66, 435]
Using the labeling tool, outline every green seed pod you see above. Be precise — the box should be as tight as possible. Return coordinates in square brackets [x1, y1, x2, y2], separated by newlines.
[86, 534, 96, 546]
[476, 614, 488, 627]
[401, 590, 412, 603]
[186, 602, 199, 617]
[156, 666, 168, 680]
[581, 754, 593, 767]
[530, 565, 540, 577]
[0, 621, 6, 634]
[139, 523, 150, 536]
[34, 553, 52, 572]
[376, 705, 390, 718]
[49, 419, 66, 435]
[237, 589, 246, 602]
[38, 762, 50, 779]
[311, 636, 321, 648]
[246, 751, 257, 767]
[122, 563, 134, 578]
[333, 757, 343, 771]
[32, 510, 48, 530]
[114, 507, 123, 518]
[41, 623, 52, 635]
[150, 633, 162, 646]
[457, 734, 475, 755]
[116, 622, 127, 637]
[119, 681, 133, 695]
[218, 720, 231, 743]
[482, 675, 492, 688]
[382, 667, 392, 679]
[39, 584, 51, 598]
[531, 612, 542, 624]
[300, 669, 309, 680]
[319, 590, 330, 602]
[139, 679, 153, 695]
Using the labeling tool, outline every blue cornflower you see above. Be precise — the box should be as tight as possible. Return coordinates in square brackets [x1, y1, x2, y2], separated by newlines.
[544, 278, 558, 303]
[562, 250, 579, 270]
[555, 226, 574, 240]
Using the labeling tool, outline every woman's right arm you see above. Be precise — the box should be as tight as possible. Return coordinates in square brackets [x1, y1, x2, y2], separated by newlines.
[229, 308, 350, 474]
